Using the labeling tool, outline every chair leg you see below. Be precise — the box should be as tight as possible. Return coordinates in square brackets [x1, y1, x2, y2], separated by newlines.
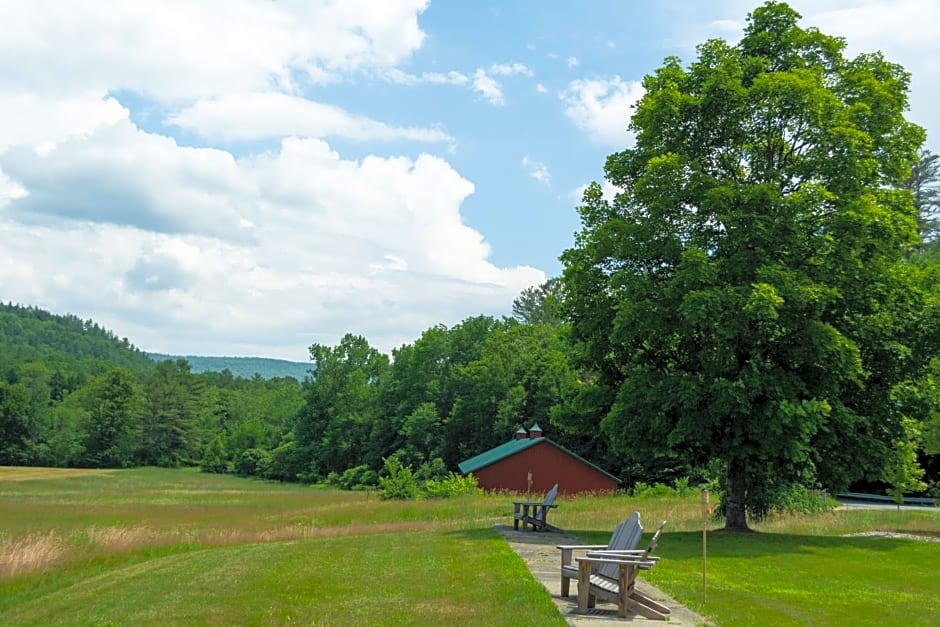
[577, 560, 592, 613]
[617, 563, 629, 618]
[560, 548, 572, 597]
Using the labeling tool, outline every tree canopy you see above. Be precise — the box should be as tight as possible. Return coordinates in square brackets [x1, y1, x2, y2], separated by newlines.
[561, 1, 934, 529]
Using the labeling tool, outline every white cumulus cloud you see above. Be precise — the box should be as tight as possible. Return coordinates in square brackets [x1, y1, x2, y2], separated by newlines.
[561, 77, 645, 146]
[0, 0, 430, 100]
[169, 93, 452, 143]
[0, 0, 547, 359]
[522, 156, 551, 184]
[0, 118, 543, 358]
[490, 62, 533, 76]
[472, 69, 506, 106]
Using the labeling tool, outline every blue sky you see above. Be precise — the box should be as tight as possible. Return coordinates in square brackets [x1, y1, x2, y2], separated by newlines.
[1, 1, 937, 360]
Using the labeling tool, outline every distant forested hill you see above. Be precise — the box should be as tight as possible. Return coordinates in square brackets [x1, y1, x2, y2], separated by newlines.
[146, 354, 313, 380]
[0, 301, 307, 471]
[0, 302, 155, 375]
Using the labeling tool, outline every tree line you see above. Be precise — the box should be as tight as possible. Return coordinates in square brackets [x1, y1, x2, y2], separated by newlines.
[0, 296, 694, 488]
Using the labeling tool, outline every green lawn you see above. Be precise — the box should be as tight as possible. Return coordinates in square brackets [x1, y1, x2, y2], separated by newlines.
[2, 466, 939, 626]
[621, 529, 937, 626]
[2, 530, 562, 626]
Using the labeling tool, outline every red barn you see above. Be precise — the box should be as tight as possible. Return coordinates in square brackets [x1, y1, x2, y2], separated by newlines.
[457, 424, 620, 495]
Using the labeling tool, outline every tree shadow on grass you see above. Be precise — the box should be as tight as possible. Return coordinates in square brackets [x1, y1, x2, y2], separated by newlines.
[640, 529, 931, 561]
[444, 525, 931, 561]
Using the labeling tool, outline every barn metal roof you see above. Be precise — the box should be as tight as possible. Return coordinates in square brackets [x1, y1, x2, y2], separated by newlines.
[457, 437, 620, 482]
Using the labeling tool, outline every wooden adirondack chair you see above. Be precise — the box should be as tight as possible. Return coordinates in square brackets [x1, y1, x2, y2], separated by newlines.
[512, 483, 559, 531]
[569, 520, 670, 620]
[557, 511, 644, 598]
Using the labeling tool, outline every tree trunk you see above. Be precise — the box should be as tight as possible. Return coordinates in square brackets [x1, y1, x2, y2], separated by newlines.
[724, 459, 750, 531]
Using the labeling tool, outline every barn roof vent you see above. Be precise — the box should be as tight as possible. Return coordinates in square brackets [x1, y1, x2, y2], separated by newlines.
[514, 427, 528, 440]
[529, 423, 543, 438]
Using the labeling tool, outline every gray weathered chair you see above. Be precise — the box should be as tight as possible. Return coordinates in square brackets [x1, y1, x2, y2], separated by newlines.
[512, 483, 559, 531]
[564, 519, 670, 619]
[557, 512, 644, 598]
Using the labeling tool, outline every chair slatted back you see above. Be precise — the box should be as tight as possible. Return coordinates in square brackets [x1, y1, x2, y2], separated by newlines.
[535, 484, 559, 522]
[544, 484, 559, 507]
[597, 512, 643, 580]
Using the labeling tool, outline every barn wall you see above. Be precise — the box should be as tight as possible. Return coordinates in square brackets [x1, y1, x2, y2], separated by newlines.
[473, 441, 618, 495]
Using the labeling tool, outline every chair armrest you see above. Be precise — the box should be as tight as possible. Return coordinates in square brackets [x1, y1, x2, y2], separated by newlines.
[556, 544, 608, 550]
[587, 551, 660, 562]
[513, 500, 545, 506]
[591, 548, 646, 553]
[575, 555, 657, 568]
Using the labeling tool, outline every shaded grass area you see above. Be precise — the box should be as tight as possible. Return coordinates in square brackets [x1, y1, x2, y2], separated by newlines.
[2, 466, 940, 626]
[642, 531, 940, 626]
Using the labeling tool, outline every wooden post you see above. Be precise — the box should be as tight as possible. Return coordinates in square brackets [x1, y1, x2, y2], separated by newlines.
[701, 488, 709, 604]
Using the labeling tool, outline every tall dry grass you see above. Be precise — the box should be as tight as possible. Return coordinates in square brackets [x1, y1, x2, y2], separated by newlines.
[0, 466, 114, 481]
[0, 532, 65, 578]
[0, 482, 503, 579]
[551, 493, 707, 533]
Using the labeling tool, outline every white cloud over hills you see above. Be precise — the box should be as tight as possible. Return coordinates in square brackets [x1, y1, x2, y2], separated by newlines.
[1, 0, 935, 361]
[0, 0, 544, 360]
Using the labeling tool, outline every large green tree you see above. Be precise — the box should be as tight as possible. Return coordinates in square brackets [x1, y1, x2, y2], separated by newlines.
[79, 368, 141, 468]
[0, 380, 32, 464]
[561, 2, 932, 529]
[444, 320, 575, 465]
[138, 359, 207, 466]
[293, 334, 390, 480]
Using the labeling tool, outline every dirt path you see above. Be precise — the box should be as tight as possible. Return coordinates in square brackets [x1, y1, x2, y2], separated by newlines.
[496, 524, 709, 625]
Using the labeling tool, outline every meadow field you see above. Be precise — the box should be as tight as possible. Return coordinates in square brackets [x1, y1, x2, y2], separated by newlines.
[1, 467, 938, 626]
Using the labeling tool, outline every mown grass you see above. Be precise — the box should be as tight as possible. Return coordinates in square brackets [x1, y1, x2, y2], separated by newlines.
[2, 466, 939, 626]
[2, 530, 560, 626]
[0, 467, 560, 626]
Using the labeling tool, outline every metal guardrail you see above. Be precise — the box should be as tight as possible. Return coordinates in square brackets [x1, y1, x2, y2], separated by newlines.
[836, 492, 938, 507]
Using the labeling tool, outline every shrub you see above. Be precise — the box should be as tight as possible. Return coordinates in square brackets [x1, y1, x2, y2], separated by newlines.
[200, 435, 230, 474]
[377, 456, 418, 500]
[769, 484, 831, 516]
[673, 476, 695, 497]
[632, 481, 676, 498]
[630, 476, 700, 498]
[264, 441, 299, 481]
[423, 472, 482, 498]
[327, 464, 379, 490]
[236, 448, 271, 477]
[415, 457, 448, 483]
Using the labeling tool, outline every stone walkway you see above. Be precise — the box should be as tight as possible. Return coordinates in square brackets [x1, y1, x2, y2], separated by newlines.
[496, 524, 709, 626]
